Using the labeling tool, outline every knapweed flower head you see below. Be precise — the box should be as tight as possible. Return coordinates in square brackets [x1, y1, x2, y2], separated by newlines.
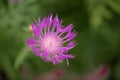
[27, 15, 77, 65]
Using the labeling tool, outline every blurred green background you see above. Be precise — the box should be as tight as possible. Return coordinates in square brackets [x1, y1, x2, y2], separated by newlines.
[0, 0, 120, 80]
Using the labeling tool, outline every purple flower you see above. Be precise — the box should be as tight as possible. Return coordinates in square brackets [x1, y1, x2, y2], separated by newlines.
[27, 15, 77, 65]
[10, 0, 19, 3]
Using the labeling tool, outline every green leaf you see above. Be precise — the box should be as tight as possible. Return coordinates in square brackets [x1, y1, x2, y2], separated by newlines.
[14, 46, 30, 69]
[0, 55, 17, 80]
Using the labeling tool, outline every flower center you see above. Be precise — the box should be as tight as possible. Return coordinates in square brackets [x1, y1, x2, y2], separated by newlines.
[41, 33, 62, 53]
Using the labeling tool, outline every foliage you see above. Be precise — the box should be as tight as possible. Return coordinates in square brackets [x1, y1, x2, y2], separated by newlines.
[0, 0, 120, 80]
